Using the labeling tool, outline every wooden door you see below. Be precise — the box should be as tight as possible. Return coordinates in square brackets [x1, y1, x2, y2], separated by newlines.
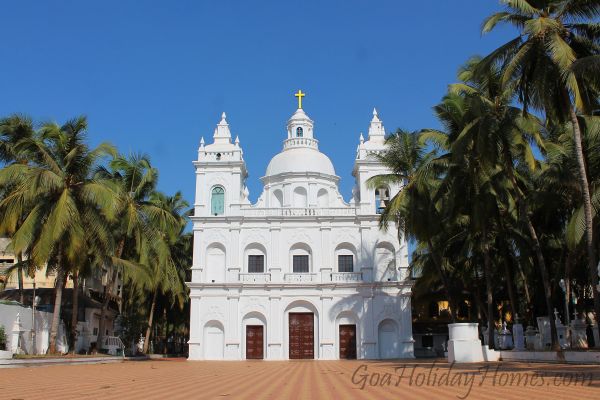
[289, 313, 314, 359]
[246, 325, 264, 359]
[339, 324, 357, 359]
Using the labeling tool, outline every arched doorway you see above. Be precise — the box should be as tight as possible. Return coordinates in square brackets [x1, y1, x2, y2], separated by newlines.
[204, 321, 224, 360]
[284, 300, 319, 359]
[378, 319, 399, 359]
[336, 312, 358, 359]
[242, 312, 267, 360]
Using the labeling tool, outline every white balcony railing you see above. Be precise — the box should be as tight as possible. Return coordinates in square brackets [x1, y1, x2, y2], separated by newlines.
[330, 272, 363, 282]
[283, 137, 319, 150]
[241, 207, 356, 218]
[239, 273, 271, 283]
[284, 273, 318, 283]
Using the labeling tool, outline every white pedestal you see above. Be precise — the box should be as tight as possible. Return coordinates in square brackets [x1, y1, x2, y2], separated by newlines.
[447, 323, 484, 363]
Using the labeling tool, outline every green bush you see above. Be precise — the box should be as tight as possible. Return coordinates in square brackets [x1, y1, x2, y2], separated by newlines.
[0, 325, 6, 351]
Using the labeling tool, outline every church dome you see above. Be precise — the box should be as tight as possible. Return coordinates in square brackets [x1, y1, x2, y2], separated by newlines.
[264, 95, 337, 178]
[265, 146, 336, 176]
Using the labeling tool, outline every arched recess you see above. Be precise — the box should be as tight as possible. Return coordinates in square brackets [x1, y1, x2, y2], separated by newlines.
[289, 243, 312, 273]
[242, 311, 267, 360]
[211, 186, 225, 215]
[378, 319, 399, 359]
[375, 242, 396, 281]
[293, 186, 308, 208]
[335, 311, 359, 359]
[206, 243, 226, 283]
[375, 186, 390, 214]
[283, 300, 319, 360]
[271, 189, 283, 208]
[317, 188, 329, 208]
[335, 243, 357, 273]
[204, 320, 225, 360]
[244, 243, 267, 273]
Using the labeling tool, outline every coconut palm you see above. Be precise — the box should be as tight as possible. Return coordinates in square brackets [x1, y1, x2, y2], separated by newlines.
[0, 114, 37, 304]
[125, 191, 189, 353]
[367, 129, 463, 321]
[481, 0, 600, 340]
[93, 154, 182, 350]
[454, 57, 563, 348]
[0, 116, 115, 353]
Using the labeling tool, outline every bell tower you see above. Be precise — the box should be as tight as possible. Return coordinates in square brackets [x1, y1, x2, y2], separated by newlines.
[193, 112, 249, 219]
[352, 108, 401, 215]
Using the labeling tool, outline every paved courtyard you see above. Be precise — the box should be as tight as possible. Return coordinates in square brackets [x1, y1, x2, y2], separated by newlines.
[1, 359, 599, 400]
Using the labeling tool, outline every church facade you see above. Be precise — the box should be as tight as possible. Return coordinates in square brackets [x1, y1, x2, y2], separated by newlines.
[187, 94, 414, 360]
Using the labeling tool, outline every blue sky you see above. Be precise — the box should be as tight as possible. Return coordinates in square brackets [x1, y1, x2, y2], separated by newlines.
[0, 0, 516, 204]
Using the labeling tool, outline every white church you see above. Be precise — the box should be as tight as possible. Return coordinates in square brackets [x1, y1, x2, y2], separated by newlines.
[187, 92, 414, 360]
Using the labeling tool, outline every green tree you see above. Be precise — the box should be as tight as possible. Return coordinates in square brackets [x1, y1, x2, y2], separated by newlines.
[125, 191, 189, 354]
[94, 153, 182, 352]
[0, 114, 37, 304]
[0, 116, 114, 353]
[482, 0, 600, 340]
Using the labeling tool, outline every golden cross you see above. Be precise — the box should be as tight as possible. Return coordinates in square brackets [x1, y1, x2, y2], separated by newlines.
[294, 89, 306, 109]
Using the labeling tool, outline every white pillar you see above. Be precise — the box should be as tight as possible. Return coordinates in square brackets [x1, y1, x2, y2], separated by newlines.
[11, 313, 24, 354]
[320, 295, 335, 359]
[362, 295, 376, 358]
[225, 294, 240, 359]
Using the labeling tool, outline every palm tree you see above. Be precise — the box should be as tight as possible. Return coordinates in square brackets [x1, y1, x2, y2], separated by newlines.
[0, 114, 36, 304]
[367, 129, 462, 321]
[0, 116, 115, 353]
[453, 57, 562, 349]
[481, 0, 600, 340]
[126, 191, 189, 354]
[93, 154, 180, 350]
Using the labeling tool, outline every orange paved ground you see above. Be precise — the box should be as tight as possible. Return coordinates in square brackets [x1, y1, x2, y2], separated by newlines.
[1, 359, 599, 400]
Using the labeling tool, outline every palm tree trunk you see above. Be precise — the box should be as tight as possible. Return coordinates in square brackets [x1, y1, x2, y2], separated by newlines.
[426, 239, 457, 323]
[568, 105, 600, 344]
[564, 254, 572, 324]
[48, 267, 67, 354]
[502, 247, 518, 319]
[96, 267, 117, 352]
[70, 270, 79, 353]
[97, 238, 125, 352]
[525, 215, 560, 351]
[143, 288, 159, 354]
[515, 256, 532, 317]
[473, 273, 487, 322]
[504, 159, 558, 345]
[482, 242, 495, 350]
[163, 308, 168, 355]
[16, 253, 24, 305]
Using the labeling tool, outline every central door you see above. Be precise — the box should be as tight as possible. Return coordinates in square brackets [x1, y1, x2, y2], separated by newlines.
[246, 325, 264, 359]
[289, 313, 314, 359]
[339, 324, 357, 359]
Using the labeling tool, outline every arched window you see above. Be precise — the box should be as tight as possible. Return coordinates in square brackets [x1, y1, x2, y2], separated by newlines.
[245, 243, 267, 273]
[293, 186, 307, 208]
[317, 188, 328, 208]
[271, 189, 283, 208]
[335, 243, 357, 273]
[211, 187, 225, 215]
[290, 243, 311, 273]
[296, 127, 303, 137]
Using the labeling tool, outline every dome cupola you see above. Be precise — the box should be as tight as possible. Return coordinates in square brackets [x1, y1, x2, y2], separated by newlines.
[264, 90, 336, 178]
